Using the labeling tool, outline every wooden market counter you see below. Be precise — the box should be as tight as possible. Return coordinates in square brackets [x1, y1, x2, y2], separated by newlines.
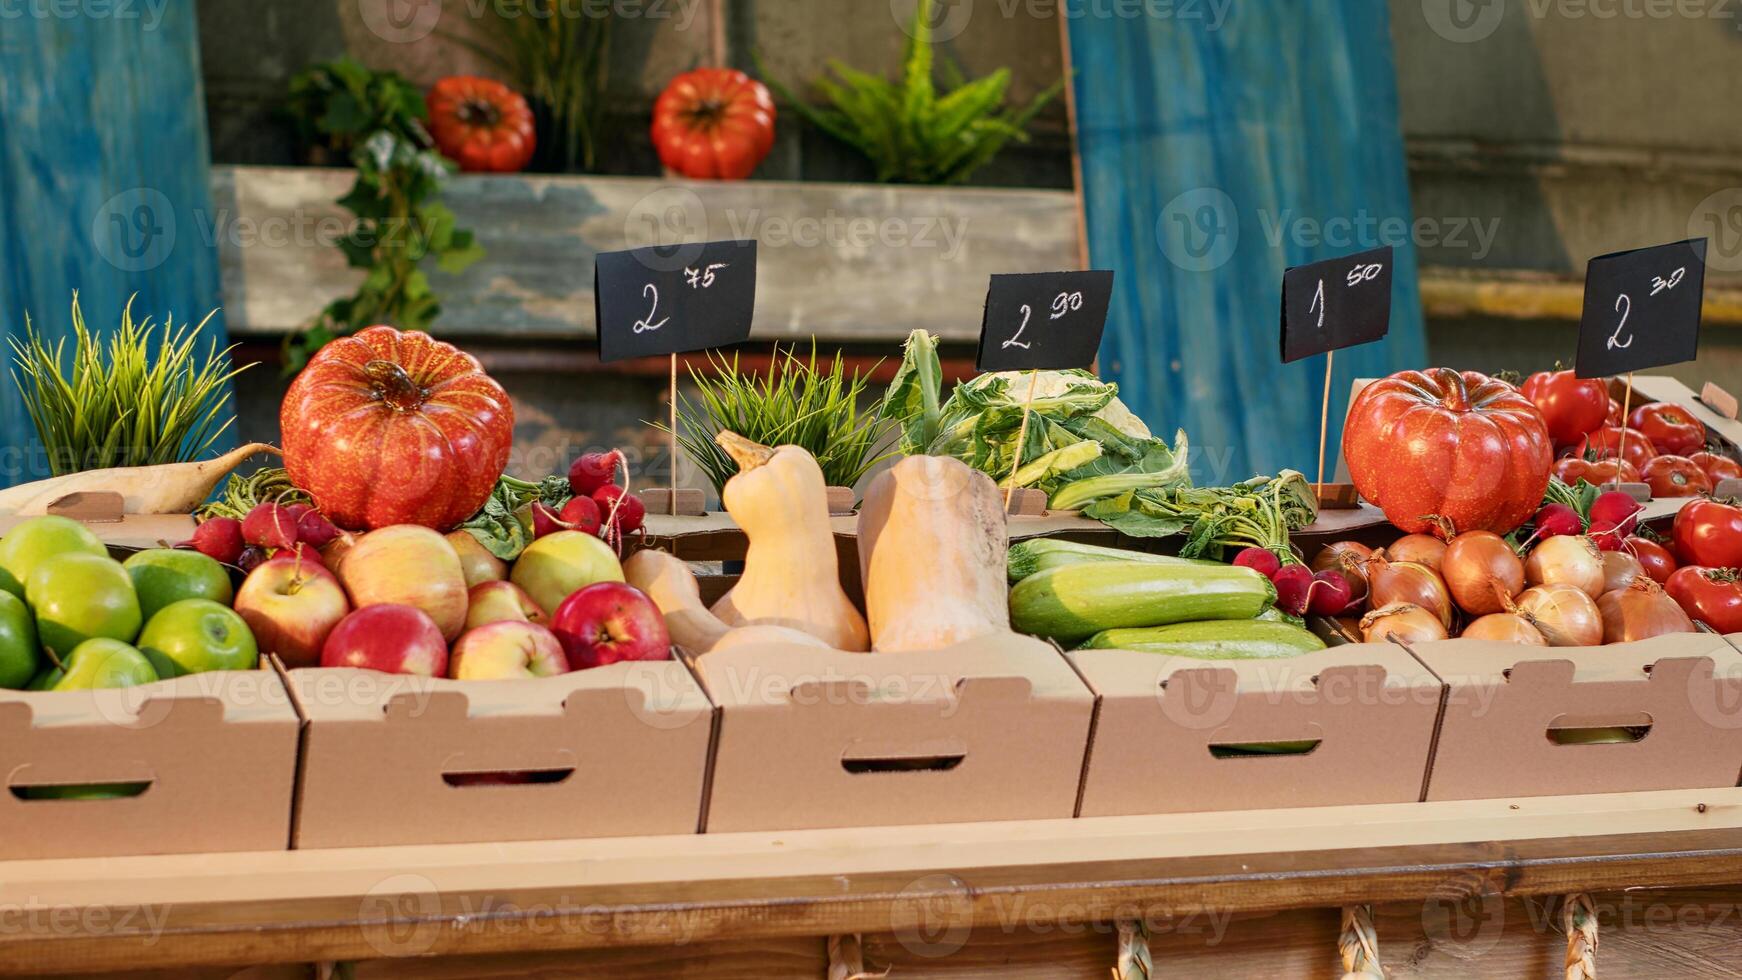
[12, 788, 1742, 978]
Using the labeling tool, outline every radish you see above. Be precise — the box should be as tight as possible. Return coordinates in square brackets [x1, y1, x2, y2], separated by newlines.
[595, 484, 646, 534]
[530, 501, 567, 538]
[189, 517, 245, 565]
[1232, 546, 1281, 579]
[1532, 503, 1581, 539]
[1306, 569, 1355, 615]
[568, 450, 623, 497]
[242, 502, 298, 550]
[1272, 564, 1315, 616]
[296, 509, 341, 548]
[560, 494, 602, 536]
[1590, 490, 1641, 530]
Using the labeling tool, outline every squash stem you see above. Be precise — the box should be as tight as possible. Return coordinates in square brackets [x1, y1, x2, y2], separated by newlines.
[715, 430, 775, 473]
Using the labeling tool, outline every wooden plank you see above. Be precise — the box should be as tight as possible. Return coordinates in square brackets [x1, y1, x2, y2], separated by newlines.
[11, 789, 1742, 972]
[210, 166, 1078, 343]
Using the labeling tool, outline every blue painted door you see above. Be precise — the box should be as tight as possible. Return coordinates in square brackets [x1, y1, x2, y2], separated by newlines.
[0, 0, 229, 486]
[1068, 6, 1429, 483]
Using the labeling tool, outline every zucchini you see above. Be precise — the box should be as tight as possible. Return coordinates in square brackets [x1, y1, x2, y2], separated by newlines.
[1254, 605, 1305, 629]
[1006, 538, 1217, 582]
[1010, 562, 1275, 642]
[1077, 620, 1325, 659]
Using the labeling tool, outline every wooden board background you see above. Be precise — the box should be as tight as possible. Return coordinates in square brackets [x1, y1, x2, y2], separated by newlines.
[210, 167, 1079, 343]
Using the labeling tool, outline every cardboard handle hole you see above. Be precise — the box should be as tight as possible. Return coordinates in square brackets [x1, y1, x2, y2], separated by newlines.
[10, 781, 151, 801]
[442, 768, 575, 787]
[841, 755, 966, 774]
[1546, 725, 1650, 746]
[1208, 739, 1322, 759]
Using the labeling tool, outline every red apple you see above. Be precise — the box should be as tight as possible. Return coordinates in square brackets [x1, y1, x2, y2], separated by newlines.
[234, 557, 350, 668]
[320, 604, 447, 676]
[549, 582, 671, 669]
[339, 525, 469, 640]
[446, 530, 507, 587]
[449, 621, 569, 680]
[465, 580, 547, 630]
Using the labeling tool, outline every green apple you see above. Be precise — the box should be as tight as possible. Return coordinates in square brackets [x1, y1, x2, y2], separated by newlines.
[51, 638, 158, 690]
[0, 515, 106, 599]
[510, 530, 623, 615]
[123, 548, 234, 622]
[0, 590, 38, 689]
[27, 552, 141, 657]
[137, 598, 257, 677]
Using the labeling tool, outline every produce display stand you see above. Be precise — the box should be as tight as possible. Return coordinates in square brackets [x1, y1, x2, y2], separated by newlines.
[10, 790, 1742, 977]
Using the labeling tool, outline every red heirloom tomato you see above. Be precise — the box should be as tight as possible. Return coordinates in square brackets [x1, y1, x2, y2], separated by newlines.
[651, 68, 776, 179]
[427, 76, 536, 173]
[1606, 397, 1624, 427]
[1666, 566, 1742, 633]
[1553, 455, 1640, 486]
[1624, 536, 1678, 583]
[1629, 402, 1706, 457]
[1694, 450, 1742, 484]
[1343, 368, 1552, 536]
[1521, 369, 1609, 446]
[1673, 497, 1742, 569]
[282, 326, 514, 531]
[1571, 425, 1657, 471]
[1641, 455, 1713, 498]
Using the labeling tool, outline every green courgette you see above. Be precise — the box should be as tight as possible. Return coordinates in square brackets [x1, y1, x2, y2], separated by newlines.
[1006, 538, 1217, 582]
[1077, 620, 1325, 659]
[1009, 561, 1275, 642]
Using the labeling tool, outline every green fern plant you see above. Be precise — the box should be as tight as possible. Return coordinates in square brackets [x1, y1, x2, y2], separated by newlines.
[757, 0, 1063, 184]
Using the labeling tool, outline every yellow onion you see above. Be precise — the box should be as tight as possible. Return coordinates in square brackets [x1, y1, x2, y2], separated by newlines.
[1513, 584, 1603, 647]
[1311, 541, 1373, 610]
[1442, 530, 1525, 616]
[1461, 612, 1547, 645]
[1525, 535, 1605, 598]
[1598, 577, 1694, 644]
[1389, 533, 1447, 571]
[1602, 551, 1644, 595]
[1360, 602, 1449, 643]
[1367, 552, 1455, 629]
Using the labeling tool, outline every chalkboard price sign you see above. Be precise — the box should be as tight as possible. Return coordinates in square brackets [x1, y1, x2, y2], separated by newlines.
[595, 240, 758, 362]
[1280, 245, 1393, 364]
[975, 270, 1114, 372]
[1575, 238, 1707, 379]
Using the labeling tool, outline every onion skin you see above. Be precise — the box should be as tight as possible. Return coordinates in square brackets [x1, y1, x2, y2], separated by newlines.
[1514, 584, 1603, 647]
[1311, 541, 1373, 610]
[1462, 612, 1548, 644]
[1601, 551, 1644, 596]
[1443, 530, 1525, 616]
[1360, 602, 1449, 643]
[1389, 534, 1447, 571]
[1598, 578, 1695, 644]
[1524, 535, 1606, 598]
[1367, 553, 1455, 629]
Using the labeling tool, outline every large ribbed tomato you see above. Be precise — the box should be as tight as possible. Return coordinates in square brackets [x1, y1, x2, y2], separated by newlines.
[651, 68, 775, 179]
[427, 76, 536, 173]
[281, 327, 513, 531]
[1343, 368, 1552, 536]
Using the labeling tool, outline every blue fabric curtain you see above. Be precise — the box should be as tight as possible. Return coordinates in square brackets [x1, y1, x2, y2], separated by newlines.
[0, 0, 229, 486]
[1068, 5, 1428, 484]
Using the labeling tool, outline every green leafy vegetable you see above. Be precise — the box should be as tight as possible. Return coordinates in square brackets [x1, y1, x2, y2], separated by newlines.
[456, 474, 573, 559]
[1082, 471, 1319, 559]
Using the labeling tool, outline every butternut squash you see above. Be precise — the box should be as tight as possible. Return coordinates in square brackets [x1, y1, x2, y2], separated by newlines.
[0, 443, 277, 516]
[710, 624, 831, 654]
[624, 549, 730, 653]
[858, 454, 1010, 651]
[710, 432, 870, 651]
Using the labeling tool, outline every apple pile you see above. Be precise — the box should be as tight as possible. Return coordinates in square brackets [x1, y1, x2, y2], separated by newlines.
[206, 451, 669, 680]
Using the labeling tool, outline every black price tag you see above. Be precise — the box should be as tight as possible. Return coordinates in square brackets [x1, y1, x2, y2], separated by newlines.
[594, 240, 757, 362]
[1280, 245, 1393, 364]
[974, 270, 1114, 372]
[1575, 238, 1706, 379]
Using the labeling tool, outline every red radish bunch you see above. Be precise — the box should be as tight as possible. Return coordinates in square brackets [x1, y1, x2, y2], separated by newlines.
[190, 517, 246, 564]
[187, 500, 342, 567]
[1232, 547, 1352, 617]
[568, 450, 623, 497]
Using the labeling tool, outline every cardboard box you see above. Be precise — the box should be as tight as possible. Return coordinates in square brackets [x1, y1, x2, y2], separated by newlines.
[692, 634, 1095, 832]
[1071, 643, 1443, 816]
[1413, 632, 1742, 801]
[0, 669, 299, 860]
[286, 660, 714, 848]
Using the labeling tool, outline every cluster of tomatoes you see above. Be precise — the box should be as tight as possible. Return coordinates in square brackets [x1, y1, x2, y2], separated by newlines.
[1523, 369, 1740, 498]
